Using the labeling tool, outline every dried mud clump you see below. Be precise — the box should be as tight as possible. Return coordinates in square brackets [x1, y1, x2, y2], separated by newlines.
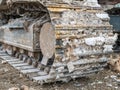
[108, 58, 120, 72]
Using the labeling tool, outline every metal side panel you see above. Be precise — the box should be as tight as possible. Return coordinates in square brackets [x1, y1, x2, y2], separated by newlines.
[0, 0, 6, 5]
[3, 27, 36, 52]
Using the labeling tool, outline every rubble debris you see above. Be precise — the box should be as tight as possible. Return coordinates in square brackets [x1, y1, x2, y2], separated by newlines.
[97, 81, 103, 84]
[8, 87, 20, 90]
[19, 74, 24, 78]
[104, 76, 109, 79]
[20, 85, 29, 90]
[8, 85, 35, 90]
[110, 75, 117, 79]
[108, 58, 120, 72]
[115, 87, 118, 89]
[106, 83, 113, 87]
[111, 74, 120, 83]
[1, 60, 7, 64]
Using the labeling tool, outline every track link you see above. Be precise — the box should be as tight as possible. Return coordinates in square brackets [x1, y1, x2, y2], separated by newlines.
[0, 50, 111, 85]
[0, 52, 52, 84]
[0, 0, 119, 85]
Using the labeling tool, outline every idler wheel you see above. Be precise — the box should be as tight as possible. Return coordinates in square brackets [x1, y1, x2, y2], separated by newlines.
[15, 52, 20, 58]
[39, 22, 55, 66]
[19, 54, 23, 60]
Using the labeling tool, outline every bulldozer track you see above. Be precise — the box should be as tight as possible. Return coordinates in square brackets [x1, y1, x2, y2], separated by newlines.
[0, 0, 119, 85]
[0, 51, 51, 84]
[0, 50, 108, 85]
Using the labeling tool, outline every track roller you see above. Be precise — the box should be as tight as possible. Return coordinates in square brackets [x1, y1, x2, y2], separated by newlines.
[22, 54, 28, 62]
[15, 52, 20, 58]
[32, 60, 38, 68]
[27, 57, 33, 65]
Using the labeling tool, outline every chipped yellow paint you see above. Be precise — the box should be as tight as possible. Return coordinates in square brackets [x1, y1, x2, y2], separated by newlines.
[55, 25, 113, 29]
[48, 7, 69, 12]
[47, 4, 81, 12]
[47, 7, 102, 13]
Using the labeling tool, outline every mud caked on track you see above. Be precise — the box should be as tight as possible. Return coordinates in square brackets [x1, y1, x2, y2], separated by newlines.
[0, 0, 119, 85]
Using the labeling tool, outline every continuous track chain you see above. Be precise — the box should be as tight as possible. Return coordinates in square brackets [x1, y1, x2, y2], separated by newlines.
[0, 50, 109, 85]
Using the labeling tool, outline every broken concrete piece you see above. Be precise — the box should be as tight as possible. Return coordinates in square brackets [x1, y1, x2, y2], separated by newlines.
[8, 87, 20, 90]
[108, 58, 120, 72]
[29, 88, 36, 90]
[110, 75, 117, 79]
[1, 60, 7, 64]
[106, 83, 112, 87]
[20, 85, 29, 90]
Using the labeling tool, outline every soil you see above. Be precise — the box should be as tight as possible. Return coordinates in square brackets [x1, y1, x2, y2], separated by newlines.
[0, 58, 120, 90]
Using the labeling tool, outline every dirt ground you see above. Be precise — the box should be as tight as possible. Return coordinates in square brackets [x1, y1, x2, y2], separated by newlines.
[0, 58, 120, 90]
